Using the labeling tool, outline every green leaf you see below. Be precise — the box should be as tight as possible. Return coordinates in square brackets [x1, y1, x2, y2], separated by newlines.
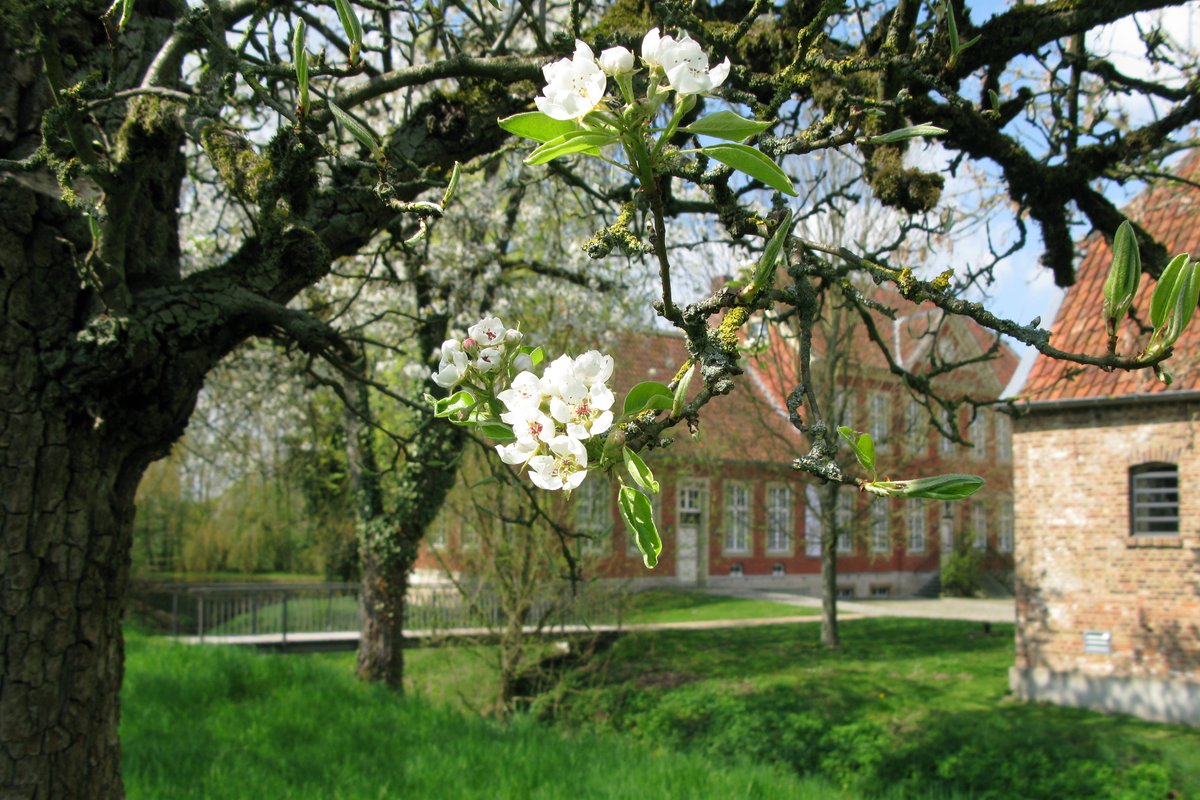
[329, 101, 383, 160]
[876, 474, 985, 500]
[525, 130, 618, 165]
[619, 486, 662, 569]
[498, 112, 583, 143]
[292, 20, 309, 114]
[838, 426, 876, 477]
[520, 345, 546, 367]
[1102, 220, 1141, 336]
[1164, 257, 1199, 344]
[334, 0, 363, 62]
[1150, 252, 1190, 330]
[441, 162, 461, 208]
[623, 447, 659, 495]
[988, 89, 1000, 111]
[476, 421, 516, 443]
[622, 381, 674, 417]
[747, 210, 794, 295]
[680, 111, 774, 143]
[119, 0, 134, 30]
[433, 390, 475, 419]
[672, 363, 695, 418]
[700, 143, 797, 196]
[944, 0, 961, 54]
[866, 123, 948, 145]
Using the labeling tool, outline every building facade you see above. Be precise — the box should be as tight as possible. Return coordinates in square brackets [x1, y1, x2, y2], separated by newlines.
[1012, 153, 1200, 725]
[418, 305, 1017, 598]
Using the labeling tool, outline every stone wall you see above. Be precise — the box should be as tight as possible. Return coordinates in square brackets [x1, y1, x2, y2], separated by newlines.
[1012, 397, 1200, 724]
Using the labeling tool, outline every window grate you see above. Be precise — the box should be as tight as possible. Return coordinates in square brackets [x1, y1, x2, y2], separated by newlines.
[1130, 463, 1180, 536]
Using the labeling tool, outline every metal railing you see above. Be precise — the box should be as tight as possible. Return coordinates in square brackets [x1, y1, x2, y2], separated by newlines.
[133, 581, 628, 642]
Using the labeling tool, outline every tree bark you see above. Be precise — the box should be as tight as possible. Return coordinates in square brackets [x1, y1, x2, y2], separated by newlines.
[820, 483, 841, 648]
[356, 545, 413, 688]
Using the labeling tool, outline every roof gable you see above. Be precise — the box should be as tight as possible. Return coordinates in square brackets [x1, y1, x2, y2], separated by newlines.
[1023, 152, 1200, 402]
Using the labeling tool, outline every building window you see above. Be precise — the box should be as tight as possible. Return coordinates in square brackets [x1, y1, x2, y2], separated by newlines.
[906, 400, 927, 456]
[997, 500, 1014, 553]
[804, 485, 822, 557]
[576, 478, 611, 554]
[907, 501, 926, 554]
[995, 414, 1012, 461]
[428, 512, 448, 549]
[1130, 463, 1180, 535]
[678, 484, 704, 525]
[836, 492, 854, 554]
[871, 585, 891, 598]
[969, 413, 987, 460]
[971, 503, 987, 550]
[724, 483, 751, 553]
[838, 586, 856, 599]
[869, 392, 889, 447]
[729, 563, 744, 577]
[939, 408, 957, 456]
[460, 527, 480, 551]
[871, 501, 890, 554]
[766, 485, 792, 553]
[773, 563, 786, 577]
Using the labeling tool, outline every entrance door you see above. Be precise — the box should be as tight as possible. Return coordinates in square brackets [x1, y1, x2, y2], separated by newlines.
[676, 483, 705, 585]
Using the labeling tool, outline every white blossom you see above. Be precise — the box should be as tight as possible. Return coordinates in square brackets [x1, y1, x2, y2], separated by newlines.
[527, 435, 589, 491]
[573, 350, 614, 386]
[507, 406, 557, 445]
[474, 347, 503, 372]
[640, 28, 730, 95]
[496, 438, 539, 466]
[599, 46, 635, 75]
[497, 371, 545, 418]
[433, 339, 468, 388]
[468, 315, 508, 346]
[535, 40, 607, 121]
[550, 381, 615, 440]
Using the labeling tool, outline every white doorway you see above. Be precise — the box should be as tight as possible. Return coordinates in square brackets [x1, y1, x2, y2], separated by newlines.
[676, 482, 706, 585]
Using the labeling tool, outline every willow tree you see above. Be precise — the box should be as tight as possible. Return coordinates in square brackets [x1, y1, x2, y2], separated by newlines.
[2, 0, 1198, 797]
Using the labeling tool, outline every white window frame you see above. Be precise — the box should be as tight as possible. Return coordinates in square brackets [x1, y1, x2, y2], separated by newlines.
[906, 400, 927, 456]
[869, 391, 889, 448]
[723, 482, 752, 554]
[997, 500, 1014, 553]
[428, 513, 448, 549]
[970, 413, 987, 460]
[1130, 463, 1180, 536]
[871, 501, 890, 554]
[971, 503, 988, 551]
[804, 485, 822, 558]
[907, 501, 926, 554]
[995, 414, 1012, 461]
[836, 491, 854, 554]
[940, 408, 957, 456]
[766, 484, 793, 554]
[576, 478, 611, 554]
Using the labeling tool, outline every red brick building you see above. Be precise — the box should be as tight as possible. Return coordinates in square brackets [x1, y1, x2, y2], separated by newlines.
[418, 299, 1017, 597]
[1012, 153, 1200, 725]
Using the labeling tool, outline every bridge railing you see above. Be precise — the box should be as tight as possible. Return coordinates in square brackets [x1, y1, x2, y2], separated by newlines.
[132, 581, 628, 641]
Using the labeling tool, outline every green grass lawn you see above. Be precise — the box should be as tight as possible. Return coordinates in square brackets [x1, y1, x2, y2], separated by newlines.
[124, 618, 1200, 799]
[527, 618, 1200, 800]
[621, 589, 818, 624]
[121, 633, 828, 799]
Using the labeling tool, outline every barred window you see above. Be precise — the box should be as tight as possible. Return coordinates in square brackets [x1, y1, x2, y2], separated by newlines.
[1130, 463, 1179, 536]
[869, 392, 890, 446]
[995, 415, 1012, 461]
[971, 503, 988, 550]
[940, 408, 957, 456]
[970, 414, 987, 460]
[724, 483, 751, 553]
[906, 400, 927, 456]
[766, 485, 792, 553]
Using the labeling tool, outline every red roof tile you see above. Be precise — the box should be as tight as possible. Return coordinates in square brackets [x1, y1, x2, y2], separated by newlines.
[1023, 151, 1200, 401]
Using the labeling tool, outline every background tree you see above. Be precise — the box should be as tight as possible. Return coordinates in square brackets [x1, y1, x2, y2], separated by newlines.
[3, 0, 1199, 797]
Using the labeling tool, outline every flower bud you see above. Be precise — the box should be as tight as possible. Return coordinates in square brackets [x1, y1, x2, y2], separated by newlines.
[513, 353, 534, 372]
[505, 328, 524, 345]
[599, 46, 635, 75]
[462, 337, 478, 350]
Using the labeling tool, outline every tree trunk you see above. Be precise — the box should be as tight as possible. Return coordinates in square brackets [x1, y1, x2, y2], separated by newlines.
[356, 546, 412, 688]
[0, 413, 140, 798]
[820, 483, 841, 648]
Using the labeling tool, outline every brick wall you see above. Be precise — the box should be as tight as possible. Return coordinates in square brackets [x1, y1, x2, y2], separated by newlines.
[1013, 399, 1200, 683]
